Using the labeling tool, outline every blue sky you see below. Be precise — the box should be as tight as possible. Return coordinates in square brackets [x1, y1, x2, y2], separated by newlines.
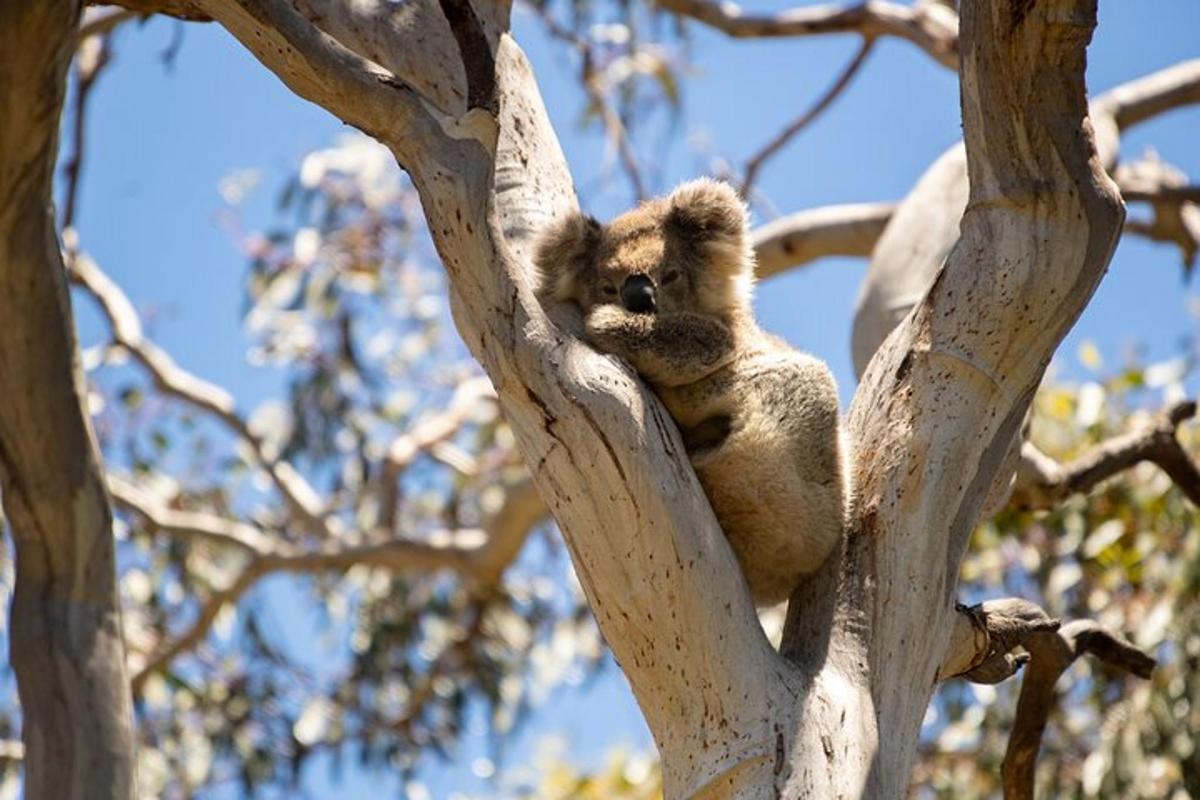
[64, 2, 1199, 796]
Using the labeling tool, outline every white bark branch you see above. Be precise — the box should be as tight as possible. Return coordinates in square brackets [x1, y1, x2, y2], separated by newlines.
[126, 474, 544, 690]
[853, 58, 1200, 376]
[748, 165, 1197, 280]
[1092, 59, 1200, 131]
[781, 1, 1125, 794]
[68, 250, 332, 534]
[657, 0, 960, 69]
[751, 201, 895, 276]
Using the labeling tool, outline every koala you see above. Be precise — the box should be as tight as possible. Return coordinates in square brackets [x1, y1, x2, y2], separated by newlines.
[534, 178, 849, 606]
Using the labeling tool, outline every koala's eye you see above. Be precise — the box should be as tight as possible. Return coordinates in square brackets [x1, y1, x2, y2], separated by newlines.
[662, 270, 681, 285]
[602, 285, 618, 297]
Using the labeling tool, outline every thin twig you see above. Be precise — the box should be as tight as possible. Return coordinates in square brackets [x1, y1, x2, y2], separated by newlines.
[740, 37, 875, 197]
[62, 25, 114, 231]
[534, 7, 647, 200]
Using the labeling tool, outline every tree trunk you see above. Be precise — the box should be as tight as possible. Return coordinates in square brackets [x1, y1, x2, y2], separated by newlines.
[0, 2, 136, 797]
[62, 0, 1128, 795]
[786, 0, 1123, 793]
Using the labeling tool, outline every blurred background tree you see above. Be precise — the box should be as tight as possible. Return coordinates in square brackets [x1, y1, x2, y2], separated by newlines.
[0, 1, 1195, 797]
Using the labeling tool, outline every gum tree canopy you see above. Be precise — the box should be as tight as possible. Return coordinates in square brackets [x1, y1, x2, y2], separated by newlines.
[1, 0, 1198, 798]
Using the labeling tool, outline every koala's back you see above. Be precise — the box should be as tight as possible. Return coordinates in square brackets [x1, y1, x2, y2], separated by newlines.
[658, 342, 846, 606]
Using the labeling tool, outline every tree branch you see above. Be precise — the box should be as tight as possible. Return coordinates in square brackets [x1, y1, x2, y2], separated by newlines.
[750, 201, 895, 276]
[128, 475, 544, 691]
[1011, 399, 1200, 510]
[852, 57, 1200, 376]
[939, 598, 1061, 684]
[747, 166, 1198, 280]
[657, 0, 959, 69]
[936, 598, 1156, 798]
[68, 251, 333, 536]
[1001, 621, 1155, 800]
[1114, 154, 1200, 268]
[1092, 58, 1200, 131]
[740, 36, 875, 197]
[107, 473, 276, 554]
[532, 6, 646, 199]
[191, 0, 454, 151]
[78, 7, 142, 40]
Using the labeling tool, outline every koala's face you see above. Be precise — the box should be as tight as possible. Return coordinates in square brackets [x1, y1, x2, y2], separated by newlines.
[534, 179, 755, 320]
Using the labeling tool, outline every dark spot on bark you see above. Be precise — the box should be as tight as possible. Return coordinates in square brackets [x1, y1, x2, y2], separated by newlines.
[524, 386, 557, 434]
[774, 728, 785, 775]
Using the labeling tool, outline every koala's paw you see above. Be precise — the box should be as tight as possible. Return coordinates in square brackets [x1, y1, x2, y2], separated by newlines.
[583, 305, 646, 351]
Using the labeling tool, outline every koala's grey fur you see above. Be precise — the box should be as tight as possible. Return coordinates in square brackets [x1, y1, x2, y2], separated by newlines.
[534, 178, 850, 606]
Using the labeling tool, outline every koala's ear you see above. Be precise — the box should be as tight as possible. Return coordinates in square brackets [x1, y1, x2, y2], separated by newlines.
[666, 179, 755, 310]
[666, 178, 748, 245]
[533, 211, 601, 304]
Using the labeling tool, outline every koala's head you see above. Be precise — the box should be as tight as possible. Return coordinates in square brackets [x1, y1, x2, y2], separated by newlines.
[534, 178, 754, 319]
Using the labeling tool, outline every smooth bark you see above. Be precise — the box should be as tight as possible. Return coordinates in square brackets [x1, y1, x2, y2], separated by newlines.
[0, 2, 136, 797]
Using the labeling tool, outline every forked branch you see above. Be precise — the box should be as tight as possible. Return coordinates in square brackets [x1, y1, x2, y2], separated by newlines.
[938, 598, 1156, 799]
[1001, 621, 1155, 800]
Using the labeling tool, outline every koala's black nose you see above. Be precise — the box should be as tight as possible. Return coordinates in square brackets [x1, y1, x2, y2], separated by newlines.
[620, 275, 656, 314]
